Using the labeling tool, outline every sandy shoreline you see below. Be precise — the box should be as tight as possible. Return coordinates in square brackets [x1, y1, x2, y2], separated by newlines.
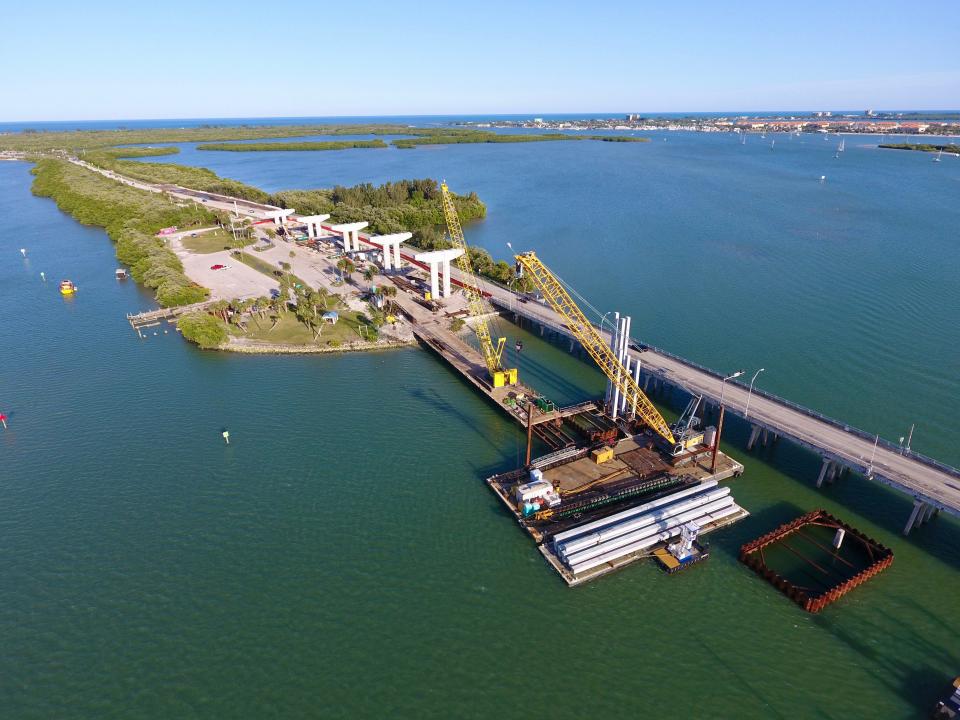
[221, 336, 416, 355]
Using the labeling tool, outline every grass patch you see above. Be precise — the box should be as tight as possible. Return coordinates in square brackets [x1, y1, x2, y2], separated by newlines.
[234, 252, 310, 290]
[181, 228, 253, 254]
[231, 309, 377, 345]
[197, 140, 388, 152]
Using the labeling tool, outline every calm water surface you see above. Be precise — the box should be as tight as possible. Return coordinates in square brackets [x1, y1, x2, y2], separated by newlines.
[1, 127, 959, 719]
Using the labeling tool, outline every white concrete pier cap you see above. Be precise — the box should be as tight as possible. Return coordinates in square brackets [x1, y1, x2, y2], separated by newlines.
[415, 248, 464, 298]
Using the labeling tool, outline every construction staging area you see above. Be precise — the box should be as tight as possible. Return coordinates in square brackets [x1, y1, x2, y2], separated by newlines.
[110, 162, 960, 589]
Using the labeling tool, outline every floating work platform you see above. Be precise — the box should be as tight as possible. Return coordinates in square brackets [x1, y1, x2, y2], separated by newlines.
[487, 435, 747, 586]
[739, 509, 894, 613]
[653, 541, 709, 574]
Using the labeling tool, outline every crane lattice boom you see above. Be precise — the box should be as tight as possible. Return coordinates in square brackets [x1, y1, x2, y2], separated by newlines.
[440, 182, 515, 386]
[513, 251, 675, 445]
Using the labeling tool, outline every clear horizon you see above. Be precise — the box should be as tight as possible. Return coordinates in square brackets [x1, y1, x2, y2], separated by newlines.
[2, 0, 958, 122]
[3, 109, 960, 127]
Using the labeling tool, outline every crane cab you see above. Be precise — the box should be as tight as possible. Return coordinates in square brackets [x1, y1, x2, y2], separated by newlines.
[492, 368, 518, 388]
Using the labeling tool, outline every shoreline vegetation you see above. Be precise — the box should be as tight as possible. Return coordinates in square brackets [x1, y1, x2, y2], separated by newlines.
[196, 140, 388, 152]
[391, 133, 648, 148]
[31, 159, 214, 306]
[0, 123, 651, 156]
[879, 142, 960, 154]
[26, 156, 500, 352]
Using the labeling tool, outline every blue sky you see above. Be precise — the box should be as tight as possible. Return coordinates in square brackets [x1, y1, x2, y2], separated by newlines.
[2, 0, 958, 121]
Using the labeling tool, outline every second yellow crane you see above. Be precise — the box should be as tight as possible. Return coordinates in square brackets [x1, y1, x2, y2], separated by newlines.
[514, 250, 676, 447]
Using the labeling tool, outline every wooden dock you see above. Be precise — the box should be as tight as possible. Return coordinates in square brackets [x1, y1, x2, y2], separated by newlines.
[126, 300, 216, 336]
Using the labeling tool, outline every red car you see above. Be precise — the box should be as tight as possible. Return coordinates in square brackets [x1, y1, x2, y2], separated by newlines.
[210, 264, 229, 271]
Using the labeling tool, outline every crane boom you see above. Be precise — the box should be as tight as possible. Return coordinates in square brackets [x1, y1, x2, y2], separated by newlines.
[440, 182, 516, 387]
[514, 251, 676, 445]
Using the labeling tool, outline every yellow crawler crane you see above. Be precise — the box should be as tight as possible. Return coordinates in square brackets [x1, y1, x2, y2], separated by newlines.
[440, 182, 517, 387]
[514, 251, 676, 447]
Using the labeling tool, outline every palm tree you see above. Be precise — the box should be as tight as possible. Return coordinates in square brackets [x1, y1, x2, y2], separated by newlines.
[210, 300, 229, 323]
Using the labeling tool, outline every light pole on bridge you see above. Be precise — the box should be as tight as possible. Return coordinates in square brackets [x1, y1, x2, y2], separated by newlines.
[744, 368, 765, 420]
[711, 370, 745, 472]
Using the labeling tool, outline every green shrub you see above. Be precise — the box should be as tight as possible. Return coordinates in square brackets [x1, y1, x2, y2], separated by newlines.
[178, 311, 227, 348]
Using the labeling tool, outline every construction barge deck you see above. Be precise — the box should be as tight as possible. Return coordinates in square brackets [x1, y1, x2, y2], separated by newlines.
[487, 436, 747, 586]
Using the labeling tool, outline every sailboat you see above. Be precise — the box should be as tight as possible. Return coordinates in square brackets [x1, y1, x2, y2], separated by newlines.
[933, 148, 943, 162]
[740, 133, 746, 145]
[770, 139, 775, 150]
[839, 138, 845, 152]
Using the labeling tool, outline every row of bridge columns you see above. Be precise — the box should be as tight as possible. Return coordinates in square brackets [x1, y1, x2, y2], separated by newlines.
[903, 499, 940, 535]
[746, 424, 779, 451]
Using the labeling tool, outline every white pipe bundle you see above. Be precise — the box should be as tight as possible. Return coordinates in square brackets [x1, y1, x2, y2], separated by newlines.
[563, 496, 735, 569]
[552, 480, 719, 545]
[556, 487, 731, 560]
[568, 502, 743, 575]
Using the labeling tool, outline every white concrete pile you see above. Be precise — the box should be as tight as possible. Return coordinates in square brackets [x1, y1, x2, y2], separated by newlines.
[552, 480, 743, 576]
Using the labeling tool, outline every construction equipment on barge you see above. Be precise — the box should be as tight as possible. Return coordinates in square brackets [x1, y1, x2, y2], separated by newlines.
[513, 250, 676, 448]
[440, 182, 517, 388]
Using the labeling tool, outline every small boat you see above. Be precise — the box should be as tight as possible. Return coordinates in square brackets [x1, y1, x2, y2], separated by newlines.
[933, 149, 943, 163]
[59, 280, 77, 295]
[770, 139, 775, 150]
[115, 268, 128, 280]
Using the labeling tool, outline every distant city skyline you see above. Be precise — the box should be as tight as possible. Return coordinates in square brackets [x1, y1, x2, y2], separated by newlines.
[2, 0, 958, 122]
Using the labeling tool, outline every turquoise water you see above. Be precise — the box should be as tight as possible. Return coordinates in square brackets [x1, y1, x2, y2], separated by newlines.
[2, 129, 959, 719]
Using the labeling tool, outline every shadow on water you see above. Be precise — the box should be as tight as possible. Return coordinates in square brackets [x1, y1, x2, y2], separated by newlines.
[812, 606, 952, 713]
[709, 408, 960, 575]
[706, 500, 809, 562]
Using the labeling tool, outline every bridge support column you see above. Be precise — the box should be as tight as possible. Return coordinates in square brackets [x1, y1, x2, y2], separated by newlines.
[643, 375, 651, 393]
[747, 424, 762, 451]
[761, 429, 770, 447]
[903, 499, 925, 536]
[826, 462, 838, 484]
[816, 458, 832, 488]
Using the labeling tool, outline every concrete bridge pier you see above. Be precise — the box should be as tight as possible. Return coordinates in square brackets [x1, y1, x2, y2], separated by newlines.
[903, 499, 939, 535]
[747, 424, 762, 451]
[816, 457, 834, 488]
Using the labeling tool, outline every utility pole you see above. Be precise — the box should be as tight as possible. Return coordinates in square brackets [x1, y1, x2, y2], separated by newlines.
[525, 402, 534, 467]
[712, 370, 743, 472]
[905, 423, 915, 454]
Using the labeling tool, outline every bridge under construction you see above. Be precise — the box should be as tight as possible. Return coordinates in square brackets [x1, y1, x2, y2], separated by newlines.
[109, 161, 960, 585]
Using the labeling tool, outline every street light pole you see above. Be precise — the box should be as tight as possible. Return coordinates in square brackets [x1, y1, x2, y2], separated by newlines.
[744, 368, 765, 420]
[712, 369, 744, 472]
[599, 310, 613, 339]
[720, 369, 746, 408]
